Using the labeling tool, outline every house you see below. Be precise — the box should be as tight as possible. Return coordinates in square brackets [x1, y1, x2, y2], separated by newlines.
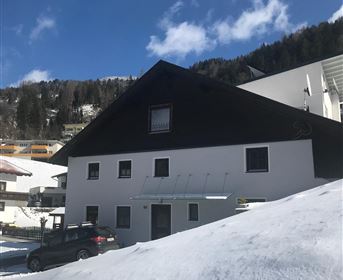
[28, 186, 66, 207]
[0, 156, 67, 224]
[238, 53, 343, 122]
[62, 123, 89, 143]
[28, 172, 67, 207]
[0, 140, 64, 162]
[51, 60, 343, 246]
[0, 159, 31, 224]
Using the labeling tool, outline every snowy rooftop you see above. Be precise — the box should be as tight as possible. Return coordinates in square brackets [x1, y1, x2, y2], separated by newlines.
[0, 159, 32, 176]
[0, 156, 67, 193]
[10, 179, 343, 280]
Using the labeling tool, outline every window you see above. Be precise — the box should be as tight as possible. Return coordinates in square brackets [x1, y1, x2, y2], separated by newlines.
[118, 160, 132, 178]
[61, 182, 67, 189]
[0, 202, 5, 211]
[65, 229, 79, 242]
[246, 147, 269, 172]
[154, 158, 169, 177]
[188, 203, 199, 221]
[88, 163, 99, 180]
[116, 206, 131, 228]
[86, 206, 99, 225]
[149, 105, 171, 133]
[0, 182, 6, 191]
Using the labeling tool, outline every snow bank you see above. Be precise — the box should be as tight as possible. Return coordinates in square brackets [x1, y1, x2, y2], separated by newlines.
[9, 180, 343, 280]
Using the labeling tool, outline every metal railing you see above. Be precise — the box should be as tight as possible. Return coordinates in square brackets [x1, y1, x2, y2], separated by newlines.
[2, 226, 51, 241]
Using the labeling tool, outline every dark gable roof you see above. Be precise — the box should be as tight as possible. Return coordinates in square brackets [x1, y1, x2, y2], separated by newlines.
[51, 60, 343, 179]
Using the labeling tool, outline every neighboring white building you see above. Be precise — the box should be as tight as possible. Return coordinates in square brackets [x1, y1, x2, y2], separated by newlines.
[0, 159, 31, 224]
[51, 60, 343, 247]
[0, 156, 67, 224]
[238, 54, 343, 122]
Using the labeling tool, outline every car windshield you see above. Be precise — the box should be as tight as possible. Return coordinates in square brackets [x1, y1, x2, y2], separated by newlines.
[95, 227, 115, 237]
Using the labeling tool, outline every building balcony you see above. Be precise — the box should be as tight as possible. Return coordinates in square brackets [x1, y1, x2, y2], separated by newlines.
[31, 145, 48, 149]
[0, 145, 18, 150]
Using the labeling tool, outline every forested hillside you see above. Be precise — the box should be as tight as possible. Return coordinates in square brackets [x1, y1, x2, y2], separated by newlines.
[191, 19, 343, 85]
[0, 78, 135, 140]
[0, 19, 342, 141]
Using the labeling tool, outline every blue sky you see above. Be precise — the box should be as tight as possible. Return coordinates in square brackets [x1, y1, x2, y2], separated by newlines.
[1, 0, 342, 87]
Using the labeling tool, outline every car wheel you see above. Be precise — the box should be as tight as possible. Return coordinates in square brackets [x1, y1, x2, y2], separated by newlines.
[29, 258, 42, 272]
[76, 249, 90, 260]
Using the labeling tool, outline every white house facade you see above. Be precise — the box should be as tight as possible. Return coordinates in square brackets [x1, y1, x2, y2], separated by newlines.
[52, 60, 343, 247]
[238, 54, 343, 122]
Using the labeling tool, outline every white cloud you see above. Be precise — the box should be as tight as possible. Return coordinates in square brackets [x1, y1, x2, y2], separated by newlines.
[328, 5, 343, 23]
[213, 0, 306, 44]
[147, 0, 305, 59]
[159, 1, 184, 29]
[147, 22, 215, 58]
[29, 16, 55, 41]
[147, 1, 215, 59]
[11, 24, 23, 36]
[11, 69, 52, 87]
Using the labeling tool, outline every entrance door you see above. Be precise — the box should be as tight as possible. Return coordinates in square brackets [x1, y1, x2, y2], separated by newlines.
[151, 204, 171, 240]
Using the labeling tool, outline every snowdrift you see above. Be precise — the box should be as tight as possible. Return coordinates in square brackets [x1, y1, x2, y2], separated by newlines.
[11, 180, 343, 280]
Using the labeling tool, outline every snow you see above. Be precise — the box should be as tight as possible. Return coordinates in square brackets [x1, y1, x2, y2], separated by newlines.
[6, 179, 343, 280]
[99, 76, 136, 81]
[13, 207, 54, 229]
[0, 156, 67, 193]
[80, 104, 101, 121]
[49, 207, 65, 215]
[0, 240, 39, 259]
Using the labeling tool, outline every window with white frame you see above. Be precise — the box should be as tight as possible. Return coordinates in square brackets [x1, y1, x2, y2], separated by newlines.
[118, 160, 132, 178]
[154, 158, 169, 177]
[149, 105, 171, 133]
[116, 206, 131, 228]
[246, 147, 269, 172]
[188, 203, 199, 221]
[88, 163, 99, 180]
[0, 182, 6, 191]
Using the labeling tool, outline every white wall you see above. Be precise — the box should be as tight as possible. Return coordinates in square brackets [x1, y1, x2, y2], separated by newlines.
[65, 140, 329, 246]
[238, 61, 341, 122]
[0, 200, 27, 224]
[0, 174, 17, 192]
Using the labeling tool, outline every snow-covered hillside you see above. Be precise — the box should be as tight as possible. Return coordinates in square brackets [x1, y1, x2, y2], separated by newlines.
[10, 180, 343, 280]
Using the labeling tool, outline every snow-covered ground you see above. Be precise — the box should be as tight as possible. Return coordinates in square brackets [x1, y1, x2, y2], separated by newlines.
[81, 104, 101, 121]
[0, 240, 39, 259]
[5, 179, 343, 280]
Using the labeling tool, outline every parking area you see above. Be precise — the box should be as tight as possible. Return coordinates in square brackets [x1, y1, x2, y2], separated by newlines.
[0, 236, 40, 277]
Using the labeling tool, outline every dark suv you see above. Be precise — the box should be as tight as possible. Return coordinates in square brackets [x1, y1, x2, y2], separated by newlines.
[27, 224, 119, 272]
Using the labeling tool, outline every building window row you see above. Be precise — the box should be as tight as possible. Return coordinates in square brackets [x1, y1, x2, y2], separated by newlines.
[85, 203, 199, 229]
[87, 157, 170, 180]
[87, 146, 269, 181]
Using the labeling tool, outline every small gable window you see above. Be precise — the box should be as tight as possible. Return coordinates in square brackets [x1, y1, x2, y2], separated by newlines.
[149, 105, 171, 133]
